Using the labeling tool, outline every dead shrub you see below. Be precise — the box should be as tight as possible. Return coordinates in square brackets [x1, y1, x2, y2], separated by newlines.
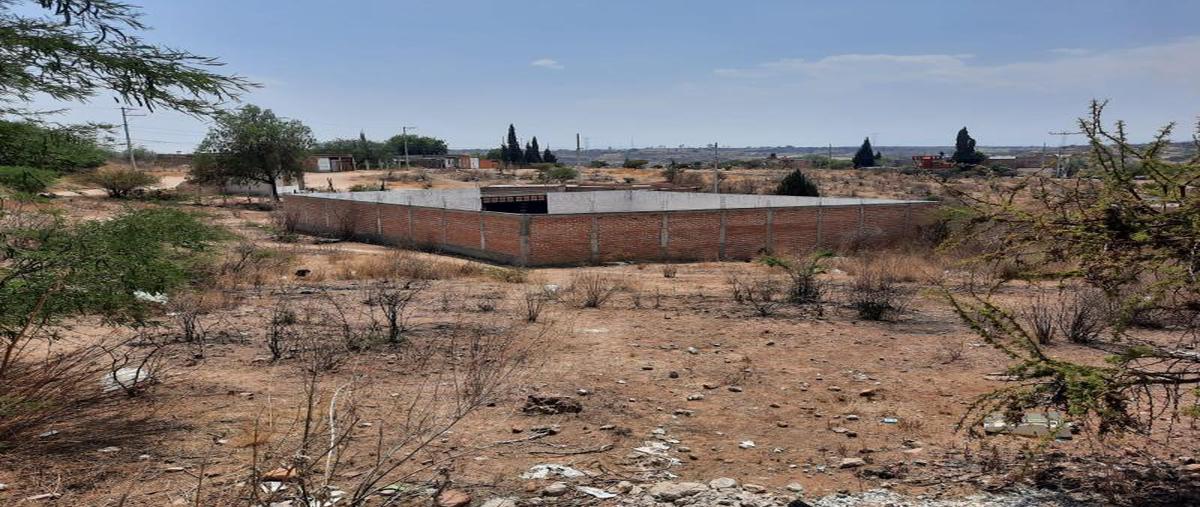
[266, 300, 298, 360]
[728, 273, 785, 317]
[364, 279, 428, 344]
[846, 263, 911, 321]
[1021, 292, 1057, 345]
[569, 272, 622, 308]
[523, 290, 548, 322]
[1056, 287, 1108, 344]
[0, 337, 165, 450]
[661, 264, 678, 278]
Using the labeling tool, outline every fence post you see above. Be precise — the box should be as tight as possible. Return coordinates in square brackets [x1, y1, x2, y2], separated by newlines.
[815, 200, 823, 249]
[765, 205, 775, 254]
[718, 195, 727, 260]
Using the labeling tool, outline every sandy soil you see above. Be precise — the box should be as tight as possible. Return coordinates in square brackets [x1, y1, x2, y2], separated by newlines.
[3, 172, 1192, 506]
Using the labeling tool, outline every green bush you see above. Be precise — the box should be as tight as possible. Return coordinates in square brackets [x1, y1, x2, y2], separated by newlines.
[0, 166, 58, 194]
[0, 121, 107, 172]
[79, 167, 161, 198]
[624, 159, 649, 169]
[775, 169, 820, 197]
[588, 160, 608, 168]
[537, 165, 578, 183]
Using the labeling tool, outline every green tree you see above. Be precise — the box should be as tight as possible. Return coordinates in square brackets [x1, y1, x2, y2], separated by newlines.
[525, 137, 543, 164]
[0, 120, 107, 171]
[775, 169, 820, 197]
[0, 0, 252, 118]
[945, 101, 1200, 437]
[852, 137, 877, 168]
[193, 105, 314, 201]
[542, 147, 557, 164]
[950, 127, 987, 165]
[383, 134, 447, 157]
[624, 159, 649, 169]
[504, 124, 523, 167]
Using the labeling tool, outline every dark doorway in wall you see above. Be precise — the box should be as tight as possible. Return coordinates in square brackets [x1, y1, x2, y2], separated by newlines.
[481, 194, 548, 214]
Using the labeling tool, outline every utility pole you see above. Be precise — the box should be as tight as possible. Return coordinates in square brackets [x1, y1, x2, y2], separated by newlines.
[1048, 129, 1083, 178]
[119, 107, 143, 170]
[712, 142, 720, 193]
[576, 133, 582, 168]
[401, 125, 417, 169]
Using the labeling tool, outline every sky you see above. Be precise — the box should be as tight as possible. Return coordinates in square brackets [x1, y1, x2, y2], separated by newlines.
[26, 0, 1200, 152]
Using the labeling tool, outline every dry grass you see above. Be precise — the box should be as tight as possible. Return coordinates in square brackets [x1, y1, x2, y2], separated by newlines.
[833, 251, 942, 284]
[301, 250, 484, 282]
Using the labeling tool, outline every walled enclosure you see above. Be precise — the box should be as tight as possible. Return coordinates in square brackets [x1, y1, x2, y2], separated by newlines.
[281, 189, 937, 266]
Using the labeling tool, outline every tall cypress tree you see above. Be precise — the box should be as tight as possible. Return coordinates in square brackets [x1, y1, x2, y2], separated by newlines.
[543, 147, 557, 164]
[951, 127, 986, 165]
[852, 137, 877, 168]
[527, 136, 543, 164]
[505, 124, 523, 166]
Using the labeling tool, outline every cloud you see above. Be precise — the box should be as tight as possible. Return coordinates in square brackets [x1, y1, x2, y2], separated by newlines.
[713, 37, 1200, 91]
[530, 58, 564, 70]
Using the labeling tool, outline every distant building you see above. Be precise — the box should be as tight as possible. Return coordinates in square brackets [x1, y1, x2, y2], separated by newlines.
[404, 154, 496, 170]
[912, 154, 954, 169]
[308, 154, 356, 172]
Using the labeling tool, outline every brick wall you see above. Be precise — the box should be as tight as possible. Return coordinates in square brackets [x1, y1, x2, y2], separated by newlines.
[282, 195, 937, 266]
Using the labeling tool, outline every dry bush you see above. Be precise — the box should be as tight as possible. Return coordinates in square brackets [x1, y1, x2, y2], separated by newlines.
[523, 290, 548, 322]
[0, 337, 165, 451]
[364, 279, 428, 344]
[216, 241, 296, 289]
[661, 264, 678, 278]
[266, 300, 298, 361]
[220, 321, 544, 507]
[727, 273, 785, 317]
[1022, 292, 1057, 345]
[845, 261, 911, 321]
[474, 293, 501, 312]
[312, 251, 478, 282]
[1056, 287, 1108, 344]
[568, 272, 623, 308]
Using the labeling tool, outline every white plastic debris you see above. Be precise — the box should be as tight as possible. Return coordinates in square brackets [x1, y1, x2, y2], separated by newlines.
[739, 440, 756, 449]
[521, 464, 585, 480]
[101, 367, 155, 393]
[576, 486, 617, 499]
[133, 290, 168, 304]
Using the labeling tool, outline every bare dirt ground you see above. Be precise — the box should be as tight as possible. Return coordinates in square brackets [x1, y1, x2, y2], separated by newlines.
[2, 168, 1197, 506]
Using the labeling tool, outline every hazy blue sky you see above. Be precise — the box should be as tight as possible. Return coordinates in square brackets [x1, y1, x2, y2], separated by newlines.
[31, 0, 1200, 152]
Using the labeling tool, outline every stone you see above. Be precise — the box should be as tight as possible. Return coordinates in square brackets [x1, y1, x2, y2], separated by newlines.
[786, 483, 805, 493]
[674, 409, 695, 417]
[739, 440, 756, 449]
[576, 388, 590, 396]
[709, 477, 739, 489]
[437, 489, 471, 507]
[838, 458, 866, 468]
[0, 483, 7, 491]
[669, 371, 680, 379]
[687, 347, 699, 354]
[543, 482, 569, 497]
[687, 393, 705, 401]
[648, 482, 707, 501]
[481, 498, 517, 507]
[845, 415, 860, 421]
[615, 481, 634, 493]
[776, 421, 789, 428]
[743, 484, 766, 493]
[728, 386, 743, 392]
[858, 388, 878, 398]
[97, 446, 121, 453]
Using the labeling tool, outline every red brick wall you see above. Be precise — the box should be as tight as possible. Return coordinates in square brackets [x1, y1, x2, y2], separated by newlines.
[282, 195, 935, 266]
